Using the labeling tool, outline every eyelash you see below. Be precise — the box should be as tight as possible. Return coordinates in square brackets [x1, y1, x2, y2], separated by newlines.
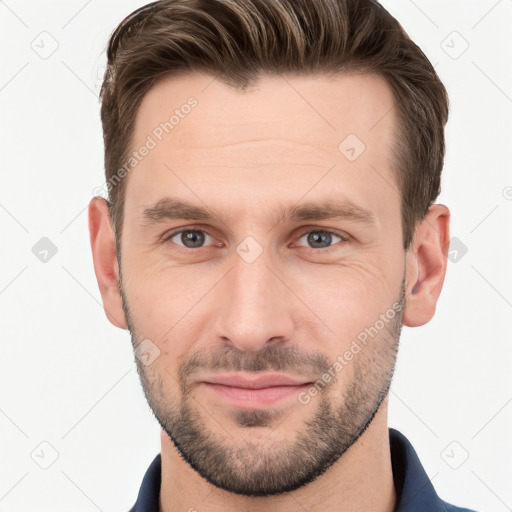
[163, 226, 349, 254]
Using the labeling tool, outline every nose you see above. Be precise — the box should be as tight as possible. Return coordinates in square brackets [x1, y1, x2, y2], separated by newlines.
[212, 248, 296, 352]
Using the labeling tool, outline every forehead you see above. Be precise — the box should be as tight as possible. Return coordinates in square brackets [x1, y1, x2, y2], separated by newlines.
[125, 71, 399, 225]
[134, 70, 396, 155]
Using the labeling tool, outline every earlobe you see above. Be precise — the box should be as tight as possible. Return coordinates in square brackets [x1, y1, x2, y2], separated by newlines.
[403, 204, 450, 328]
[88, 196, 128, 330]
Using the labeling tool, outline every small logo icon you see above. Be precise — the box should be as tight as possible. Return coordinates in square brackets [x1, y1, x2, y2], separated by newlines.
[134, 339, 160, 366]
[448, 237, 468, 263]
[32, 237, 58, 263]
[30, 31, 59, 60]
[441, 440, 469, 469]
[30, 441, 59, 469]
[236, 236, 263, 263]
[338, 133, 366, 162]
[441, 31, 469, 60]
[92, 184, 108, 199]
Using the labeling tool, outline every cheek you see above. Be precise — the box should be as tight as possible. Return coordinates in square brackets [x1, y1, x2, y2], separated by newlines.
[288, 259, 400, 342]
[123, 265, 215, 357]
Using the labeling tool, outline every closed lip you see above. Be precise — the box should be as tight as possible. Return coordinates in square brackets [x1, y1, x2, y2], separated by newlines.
[202, 373, 313, 389]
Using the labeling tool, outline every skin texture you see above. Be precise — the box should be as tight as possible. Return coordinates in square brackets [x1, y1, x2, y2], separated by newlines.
[89, 71, 450, 512]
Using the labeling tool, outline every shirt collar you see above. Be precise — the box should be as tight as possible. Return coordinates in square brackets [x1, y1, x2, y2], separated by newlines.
[129, 427, 469, 512]
[390, 427, 452, 511]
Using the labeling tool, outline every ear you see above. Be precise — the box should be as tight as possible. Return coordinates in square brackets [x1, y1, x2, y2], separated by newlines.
[403, 203, 450, 327]
[88, 196, 128, 329]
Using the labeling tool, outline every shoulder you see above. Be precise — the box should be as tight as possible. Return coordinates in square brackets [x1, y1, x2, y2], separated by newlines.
[389, 428, 479, 512]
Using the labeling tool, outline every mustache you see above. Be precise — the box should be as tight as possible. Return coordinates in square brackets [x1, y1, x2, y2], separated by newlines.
[178, 344, 331, 384]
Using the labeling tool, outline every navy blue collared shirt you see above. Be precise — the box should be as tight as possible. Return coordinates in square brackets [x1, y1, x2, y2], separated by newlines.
[129, 427, 478, 512]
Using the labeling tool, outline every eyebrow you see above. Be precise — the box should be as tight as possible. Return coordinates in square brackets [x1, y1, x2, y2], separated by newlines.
[140, 196, 377, 228]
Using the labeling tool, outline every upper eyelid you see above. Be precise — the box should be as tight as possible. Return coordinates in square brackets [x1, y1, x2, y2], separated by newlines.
[296, 229, 348, 240]
[164, 226, 216, 241]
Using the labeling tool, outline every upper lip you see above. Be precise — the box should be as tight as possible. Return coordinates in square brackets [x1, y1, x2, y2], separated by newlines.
[202, 373, 312, 389]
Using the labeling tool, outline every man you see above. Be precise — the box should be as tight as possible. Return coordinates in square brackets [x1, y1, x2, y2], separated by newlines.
[88, 0, 478, 511]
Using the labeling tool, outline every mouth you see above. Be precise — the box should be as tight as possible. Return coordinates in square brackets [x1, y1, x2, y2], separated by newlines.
[200, 373, 314, 408]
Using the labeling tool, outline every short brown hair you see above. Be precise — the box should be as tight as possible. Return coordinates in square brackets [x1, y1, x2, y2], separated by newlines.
[100, 0, 449, 251]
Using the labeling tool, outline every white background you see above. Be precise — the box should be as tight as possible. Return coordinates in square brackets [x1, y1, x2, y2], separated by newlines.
[0, 0, 511, 510]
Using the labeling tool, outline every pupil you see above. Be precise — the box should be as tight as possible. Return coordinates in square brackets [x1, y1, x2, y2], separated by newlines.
[182, 230, 204, 248]
[308, 231, 331, 248]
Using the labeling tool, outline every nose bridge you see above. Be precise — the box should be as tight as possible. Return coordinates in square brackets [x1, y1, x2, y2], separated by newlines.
[213, 244, 294, 351]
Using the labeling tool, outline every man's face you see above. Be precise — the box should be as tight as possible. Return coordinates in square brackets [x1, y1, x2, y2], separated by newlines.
[119, 72, 407, 496]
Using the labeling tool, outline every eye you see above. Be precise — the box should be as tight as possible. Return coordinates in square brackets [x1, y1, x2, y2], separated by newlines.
[294, 230, 347, 251]
[165, 229, 216, 249]
[163, 227, 348, 253]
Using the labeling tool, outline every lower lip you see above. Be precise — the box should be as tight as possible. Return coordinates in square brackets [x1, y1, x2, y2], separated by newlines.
[202, 382, 312, 407]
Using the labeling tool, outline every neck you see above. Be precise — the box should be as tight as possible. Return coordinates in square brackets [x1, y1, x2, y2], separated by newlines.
[159, 396, 396, 512]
